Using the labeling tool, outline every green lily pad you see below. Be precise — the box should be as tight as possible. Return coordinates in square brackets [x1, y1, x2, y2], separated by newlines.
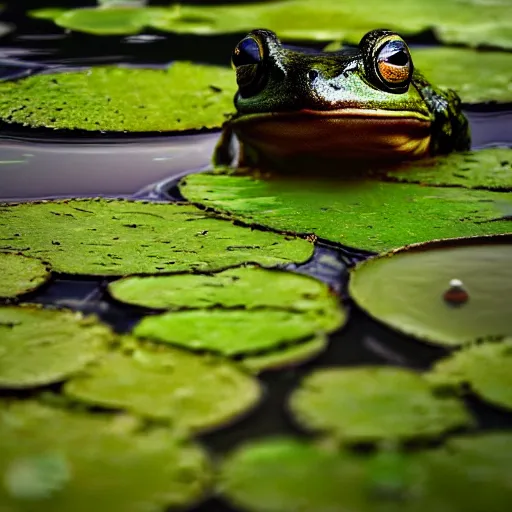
[0, 305, 112, 389]
[0, 252, 51, 299]
[133, 308, 343, 357]
[31, 0, 512, 49]
[241, 334, 328, 373]
[108, 265, 338, 312]
[349, 236, 512, 346]
[386, 148, 512, 190]
[427, 339, 512, 410]
[0, 199, 313, 276]
[0, 63, 235, 133]
[0, 401, 212, 511]
[219, 434, 512, 512]
[64, 341, 262, 433]
[289, 367, 472, 443]
[179, 167, 512, 253]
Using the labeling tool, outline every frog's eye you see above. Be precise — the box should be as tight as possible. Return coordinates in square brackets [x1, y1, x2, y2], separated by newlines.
[232, 35, 266, 97]
[376, 38, 412, 87]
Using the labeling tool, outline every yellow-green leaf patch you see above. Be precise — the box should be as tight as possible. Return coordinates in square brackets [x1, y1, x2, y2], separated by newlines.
[64, 341, 262, 433]
[386, 148, 512, 190]
[0, 63, 236, 132]
[133, 308, 343, 357]
[219, 434, 512, 512]
[0, 252, 51, 299]
[427, 339, 512, 410]
[0, 401, 212, 511]
[0, 199, 313, 276]
[289, 367, 472, 443]
[349, 236, 512, 346]
[0, 305, 112, 389]
[179, 166, 512, 253]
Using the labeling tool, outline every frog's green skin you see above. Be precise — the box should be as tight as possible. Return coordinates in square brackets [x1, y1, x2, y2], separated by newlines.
[214, 29, 470, 169]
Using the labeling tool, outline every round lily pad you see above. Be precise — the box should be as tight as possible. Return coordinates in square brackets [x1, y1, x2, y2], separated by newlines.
[31, 0, 512, 50]
[0, 199, 313, 276]
[133, 308, 343, 357]
[349, 236, 512, 346]
[179, 166, 512, 253]
[0, 305, 112, 389]
[427, 339, 512, 410]
[219, 434, 512, 512]
[0, 401, 212, 511]
[241, 334, 328, 373]
[108, 265, 338, 312]
[0, 63, 235, 132]
[64, 342, 262, 433]
[289, 367, 472, 443]
[386, 148, 512, 191]
[0, 252, 51, 299]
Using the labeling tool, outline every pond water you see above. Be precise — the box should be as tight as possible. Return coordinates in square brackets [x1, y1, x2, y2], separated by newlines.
[1, 3, 512, 511]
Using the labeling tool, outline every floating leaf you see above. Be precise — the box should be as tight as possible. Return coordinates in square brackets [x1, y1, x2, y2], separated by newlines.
[349, 236, 512, 346]
[219, 434, 512, 512]
[0, 305, 112, 389]
[0, 199, 313, 276]
[0, 401, 212, 511]
[179, 167, 512, 253]
[108, 265, 338, 312]
[0, 252, 51, 299]
[427, 339, 512, 410]
[289, 367, 472, 443]
[133, 308, 343, 357]
[64, 342, 262, 433]
[0, 64, 236, 132]
[386, 148, 512, 190]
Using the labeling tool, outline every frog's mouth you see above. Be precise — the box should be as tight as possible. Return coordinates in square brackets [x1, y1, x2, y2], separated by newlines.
[231, 109, 432, 161]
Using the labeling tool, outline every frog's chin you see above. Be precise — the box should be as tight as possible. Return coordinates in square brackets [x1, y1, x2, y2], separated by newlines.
[231, 109, 432, 162]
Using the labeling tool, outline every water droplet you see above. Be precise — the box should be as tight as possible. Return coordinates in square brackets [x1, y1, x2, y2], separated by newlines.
[443, 278, 469, 305]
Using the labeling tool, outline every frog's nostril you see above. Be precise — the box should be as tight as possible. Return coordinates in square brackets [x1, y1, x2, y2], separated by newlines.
[308, 69, 319, 81]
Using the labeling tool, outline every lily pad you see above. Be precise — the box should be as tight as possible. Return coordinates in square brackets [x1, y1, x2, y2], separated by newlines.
[241, 334, 328, 373]
[0, 401, 212, 511]
[108, 265, 338, 312]
[349, 236, 512, 346]
[179, 168, 512, 253]
[219, 434, 512, 512]
[31, 1, 512, 49]
[386, 148, 512, 191]
[0, 252, 51, 299]
[0, 199, 313, 276]
[0, 305, 112, 389]
[0, 63, 235, 133]
[64, 341, 262, 433]
[427, 339, 512, 410]
[133, 308, 343, 357]
[289, 367, 472, 443]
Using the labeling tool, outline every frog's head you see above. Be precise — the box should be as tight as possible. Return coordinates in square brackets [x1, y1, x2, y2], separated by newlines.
[229, 28, 435, 163]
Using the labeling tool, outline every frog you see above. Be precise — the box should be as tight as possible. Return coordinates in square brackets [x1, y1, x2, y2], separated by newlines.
[213, 28, 470, 169]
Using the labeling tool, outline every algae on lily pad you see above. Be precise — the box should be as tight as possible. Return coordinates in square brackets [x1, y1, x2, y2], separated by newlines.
[0, 252, 51, 299]
[349, 236, 512, 346]
[179, 169, 512, 253]
[0, 63, 236, 132]
[289, 367, 472, 443]
[133, 308, 343, 357]
[427, 339, 512, 410]
[108, 265, 337, 312]
[219, 434, 512, 512]
[0, 199, 313, 276]
[64, 342, 262, 433]
[0, 305, 112, 389]
[386, 148, 512, 191]
[0, 401, 212, 511]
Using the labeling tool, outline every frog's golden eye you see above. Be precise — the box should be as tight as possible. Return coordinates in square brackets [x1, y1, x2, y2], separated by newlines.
[231, 35, 266, 98]
[376, 38, 411, 87]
